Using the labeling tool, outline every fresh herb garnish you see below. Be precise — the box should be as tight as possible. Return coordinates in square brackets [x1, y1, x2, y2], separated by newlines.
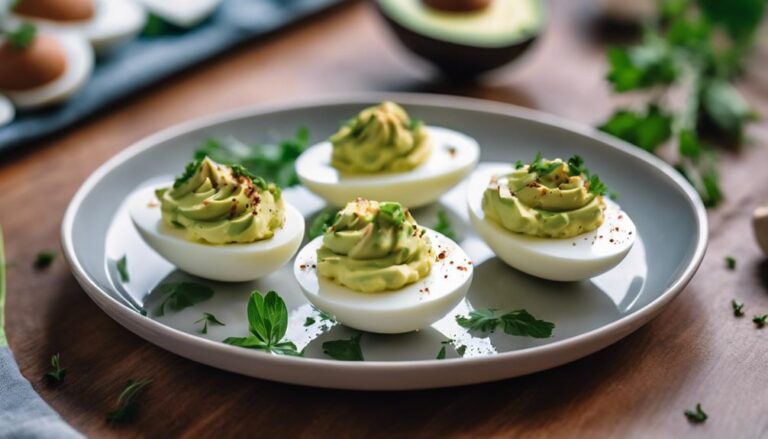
[514, 159, 525, 169]
[34, 251, 55, 269]
[436, 344, 447, 359]
[379, 202, 406, 226]
[598, 0, 763, 207]
[195, 312, 225, 334]
[303, 317, 316, 327]
[117, 255, 129, 283]
[153, 282, 214, 317]
[5, 23, 37, 50]
[456, 345, 467, 357]
[173, 157, 203, 189]
[408, 118, 423, 131]
[230, 164, 268, 190]
[731, 299, 744, 317]
[44, 353, 66, 383]
[753, 314, 767, 328]
[456, 308, 555, 338]
[433, 210, 456, 240]
[322, 333, 364, 361]
[725, 256, 736, 270]
[106, 379, 152, 424]
[308, 209, 338, 239]
[528, 152, 561, 176]
[312, 305, 336, 323]
[684, 403, 708, 424]
[436, 339, 464, 359]
[223, 290, 301, 356]
[194, 127, 309, 188]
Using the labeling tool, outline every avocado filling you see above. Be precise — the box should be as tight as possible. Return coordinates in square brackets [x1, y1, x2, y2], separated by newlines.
[330, 101, 432, 173]
[156, 157, 284, 244]
[317, 199, 433, 293]
[482, 158, 606, 238]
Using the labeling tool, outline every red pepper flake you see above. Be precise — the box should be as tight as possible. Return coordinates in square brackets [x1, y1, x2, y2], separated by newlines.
[609, 239, 615, 243]
[444, 275, 448, 279]
[299, 264, 307, 270]
[449, 260, 454, 265]
[618, 214, 624, 220]
[446, 146, 457, 157]
[457, 266, 467, 271]
[437, 251, 447, 260]
[467, 261, 473, 265]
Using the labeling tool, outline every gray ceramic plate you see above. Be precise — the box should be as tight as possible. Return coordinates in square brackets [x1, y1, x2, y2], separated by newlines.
[61, 93, 707, 390]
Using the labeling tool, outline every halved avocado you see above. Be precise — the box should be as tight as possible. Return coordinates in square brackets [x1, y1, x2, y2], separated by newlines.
[376, 0, 544, 78]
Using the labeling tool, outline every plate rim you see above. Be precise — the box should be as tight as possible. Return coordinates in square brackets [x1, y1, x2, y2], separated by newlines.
[60, 92, 708, 387]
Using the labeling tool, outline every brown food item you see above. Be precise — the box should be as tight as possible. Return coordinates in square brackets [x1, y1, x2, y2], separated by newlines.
[14, 0, 95, 22]
[0, 34, 68, 91]
[422, 0, 492, 12]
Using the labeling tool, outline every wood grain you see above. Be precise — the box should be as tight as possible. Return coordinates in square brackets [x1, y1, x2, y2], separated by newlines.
[1, 0, 767, 437]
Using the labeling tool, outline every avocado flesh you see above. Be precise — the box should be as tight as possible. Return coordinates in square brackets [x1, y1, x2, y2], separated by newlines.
[378, 0, 542, 49]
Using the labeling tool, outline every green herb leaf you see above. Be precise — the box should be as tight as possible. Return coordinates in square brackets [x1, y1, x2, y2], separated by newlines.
[566, 155, 585, 177]
[725, 256, 736, 270]
[500, 310, 556, 338]
[34, 251, 55, 269]
[223, 290, 301, 356]
[379, 202, 406, 226]
[408, 118, 423, 131]
[309, 209, 338, 239]
[587, 174, 608, 197]
[698, 0, 765, 42]
[528, 153, 561, 176]
[230, 164, 268, 190]
[5, 23, 37, 50]
[699, 79, 756, 140]
[117, 255, 129, 283]
[753, 314, 767, 328]
[195, 312, 225, 334]
[194, 127, 309, 188]
[684, 403, 708, 424]
[312, 305, 337, 323]
[433, 210, 456, 240]
[107, 379, 152, 424]
[173, 157, 203, 189]
[304, 317, 316, 327]
[153, 282, 214, 317]
[456, 345, 467, 357]
[514, 160, 524, 169]
[322, 333, 364, 361]
[606, 41, 677, 92]
[731, 299, 744, 317]
[44, 353, 66, 383]
[456, 309, 500, 333]
[599, 104, 674, 153]
[436, 345, 446, 360]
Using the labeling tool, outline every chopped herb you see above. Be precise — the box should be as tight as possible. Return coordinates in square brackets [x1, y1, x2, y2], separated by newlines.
[436, 345, 447, 360]
[731, 299, 744, 317]
[230, 164, 268, 190]
[566, 155, 586, 176]
[44, 353, 66, 383]
[322, 333, 364, 361]
[408, 118, 423, 131]
[456, 345, 467, 357]
[599, 104, 673, 153]
[195, 312, 225, 334]
[528, 152, 561, 176]
[153, 282, 214, 317]
[379, 202, 406, 226]
[753, 314, 767, 328]
[194, 127, 309, 188]
[223, 290, 301, 356]
[725, 256, 736, 270]
[116, 255, 129, 283]
[304, 317, 316, 327]
[34, 251, 55, 269]
[684, 403, 708, 424]
[309, 210, 338, 239]
[312, 305, 336, 323]
[173, 157, 203, 189]
[106, 379, 152, 424]
[587, 174, 609, 197]
[433, 210, 456, 240]
[5, 23, 37, 50]
[457, 308, 555, 338]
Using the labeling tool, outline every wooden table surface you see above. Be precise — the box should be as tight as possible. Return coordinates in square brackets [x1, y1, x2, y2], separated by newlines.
[2, 1, 767, 437]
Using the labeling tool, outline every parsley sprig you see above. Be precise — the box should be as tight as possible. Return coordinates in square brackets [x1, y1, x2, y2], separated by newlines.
[34, 251, 55, 269]
[684, 403, 708, 423]
[322, 333, 364, 361]
[456, 308, 555, 338]
[223, 290, 302, 356]
[731, 299, 744, 317]
[107, 379, 152, 424]
[599, 0, 763, 207]
[44, 353, 66, 383]
[153, 282, 214, 317]
[195, 312, 225, 334]
[433, 210, 456, 240]
[308, 209, 338, 239]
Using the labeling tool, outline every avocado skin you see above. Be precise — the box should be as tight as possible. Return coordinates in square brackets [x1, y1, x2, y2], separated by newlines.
[375, 2, 539, 78]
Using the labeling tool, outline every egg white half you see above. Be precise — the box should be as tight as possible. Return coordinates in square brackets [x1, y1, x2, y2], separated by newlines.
[467, 163, 636, 281]
[128, 183, 305, 282]
[3, 31, 93, 110]
[0, 95, 14, 127]
[137, 0, 222, 27]
[294, 229, 474, 334]
[297, 126, 480, 208]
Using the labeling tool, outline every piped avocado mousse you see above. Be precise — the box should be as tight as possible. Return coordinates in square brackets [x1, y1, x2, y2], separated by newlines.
[331, 101, 432, 174]
[156, 157, 284, 244]
[376, 0, 543, 77]
[482, 154, 608, 238]
[316, 199, 433, 293]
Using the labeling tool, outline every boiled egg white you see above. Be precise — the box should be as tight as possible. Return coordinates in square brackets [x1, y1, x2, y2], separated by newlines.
[2, 31, 93, 110]
[293, 229, 473, 334]
[127, 183, 305, 282]
[467, 163, 636, 281]
[297, 126, 479, 208]
[136, 0, 222, 28]
[0, 95, 14, 127]
[8, 0, 147, 54]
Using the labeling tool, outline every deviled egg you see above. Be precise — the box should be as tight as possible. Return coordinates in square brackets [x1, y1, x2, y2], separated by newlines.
[0, 24, 93, 109]
[0, 95, 14, 127]
[9, 0, 147, 53]
[467, 156, 636, 281]
[294, 199, 473, 334]
[296, 101, 479, 208]
[136, 0, 222, 28]
[128, 157, 305, 282]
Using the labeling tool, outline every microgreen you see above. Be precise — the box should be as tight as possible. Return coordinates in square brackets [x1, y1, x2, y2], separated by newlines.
[456, 308, 554, 338]
[322, 333, 364, 361]
[153, 282, 214, 317]
[195, 312, 225, 334]
[44, 353, 66, 383]
[684, 403, 708, 424]
[223, 290, 301, 356]
[433, 210, 456, 240]
[34, 251, 55, 269]
[106, 379, 152, 424]
[117, 255, 129, 283]
[731, 299, 744, 317]
[753, 314, 767, 328]
[528, 153, 561, 176]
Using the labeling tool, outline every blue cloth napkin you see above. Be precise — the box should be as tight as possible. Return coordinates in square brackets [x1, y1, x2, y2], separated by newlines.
[0, 0, 344, 153]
